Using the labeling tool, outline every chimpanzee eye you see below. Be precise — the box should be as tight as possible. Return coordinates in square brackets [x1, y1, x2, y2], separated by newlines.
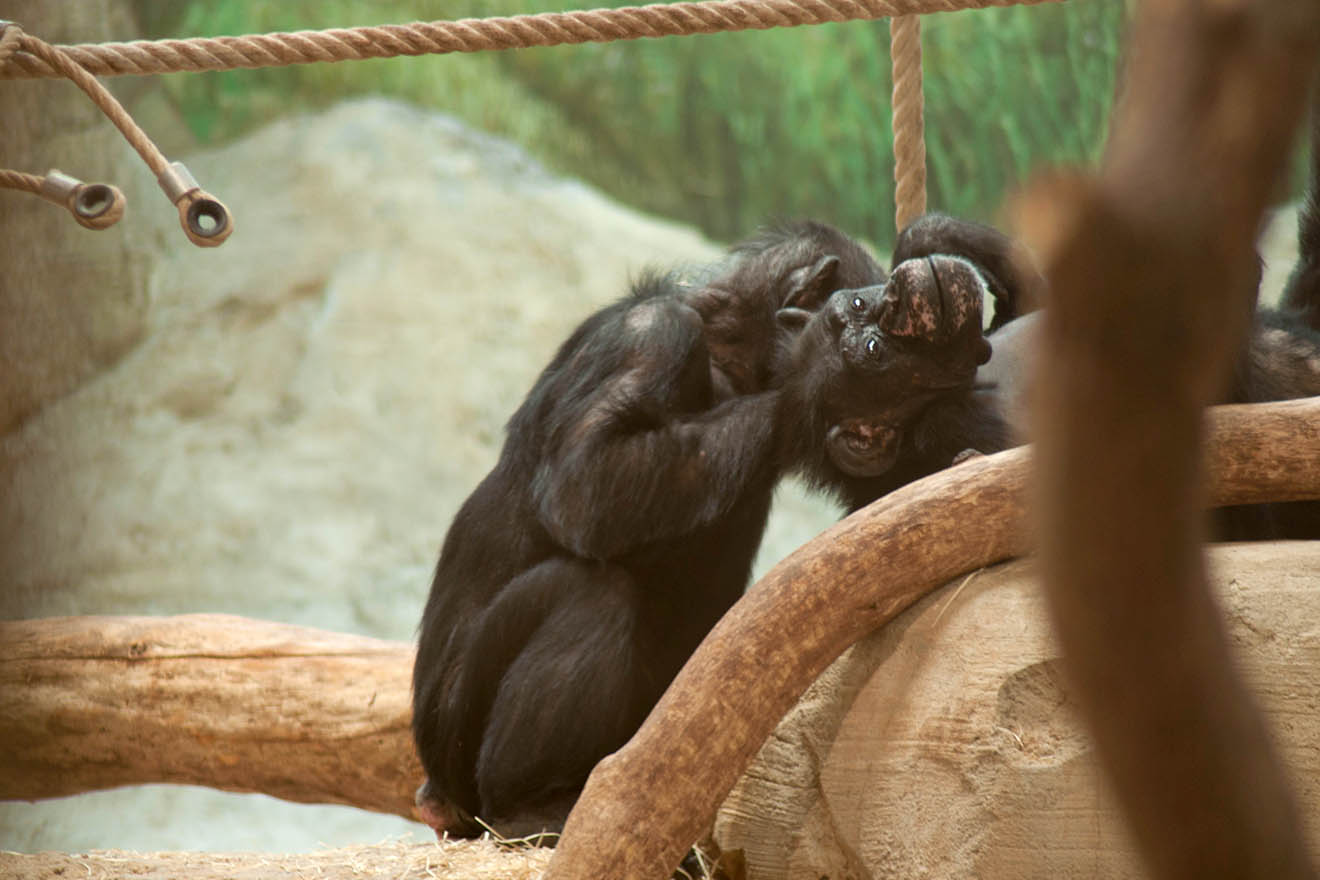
[851, 295, 866, 312]
[865, 336, 880, 356]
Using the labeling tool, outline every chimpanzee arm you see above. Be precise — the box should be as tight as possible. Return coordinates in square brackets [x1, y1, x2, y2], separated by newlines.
[531, 301, 781, 561]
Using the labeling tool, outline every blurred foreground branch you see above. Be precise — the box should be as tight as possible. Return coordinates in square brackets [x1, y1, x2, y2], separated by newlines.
[1021, 0, 1320, 876]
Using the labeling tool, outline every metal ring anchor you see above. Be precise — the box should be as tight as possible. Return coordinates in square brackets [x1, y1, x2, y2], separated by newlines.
[40, 169, 126, 230]
[158, 161, 233, 247]
[185, 196, 230, 240]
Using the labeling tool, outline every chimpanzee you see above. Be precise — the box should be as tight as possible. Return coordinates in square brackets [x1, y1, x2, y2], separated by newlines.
[814, 215, 1320, 526]
[411, 217, 1020, 840]
[777, 214, 1042, 512]
[821, 199, 1320, 530]
[412, 188, 1320, 841]
[808, 76, 1320, 521]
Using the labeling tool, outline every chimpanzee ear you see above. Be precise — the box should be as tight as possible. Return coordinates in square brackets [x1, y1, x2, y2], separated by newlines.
[783, 255, 841, 310]
[776, 306, 813, 333]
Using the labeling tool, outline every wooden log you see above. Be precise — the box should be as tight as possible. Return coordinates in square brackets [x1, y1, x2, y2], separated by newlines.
[715, 542, 1320, 879]
[2, 401, 1316, 839]
[545, 396, 1320, 879]
[0, 614, 422, 818]
[0, 839, 550, 880]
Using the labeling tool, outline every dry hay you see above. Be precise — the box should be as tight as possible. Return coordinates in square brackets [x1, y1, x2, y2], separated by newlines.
[0, 834, 738, 880]
[0, 837, 553, 880]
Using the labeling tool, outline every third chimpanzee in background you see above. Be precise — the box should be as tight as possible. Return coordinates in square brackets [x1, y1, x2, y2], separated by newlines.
[411, 215, 1025, 840]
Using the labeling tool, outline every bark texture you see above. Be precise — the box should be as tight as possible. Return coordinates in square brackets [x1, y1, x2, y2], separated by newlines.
[716, 543, 1320, 879]
[545, 399, 1320, 879]
[0, 614, 422, 818]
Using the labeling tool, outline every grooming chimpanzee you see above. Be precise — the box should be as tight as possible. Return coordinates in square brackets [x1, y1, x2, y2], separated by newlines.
[411, 217, 1023, 840]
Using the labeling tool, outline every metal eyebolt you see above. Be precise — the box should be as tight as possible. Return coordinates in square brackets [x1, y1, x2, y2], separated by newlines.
[71, 182, 126, 228]
[40, 169, 126, 230]
[158, 161, 233, 247]
[182, 193, 231, 243]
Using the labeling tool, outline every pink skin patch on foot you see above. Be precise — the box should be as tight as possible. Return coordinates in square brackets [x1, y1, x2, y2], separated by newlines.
[414, 784, 466, 839]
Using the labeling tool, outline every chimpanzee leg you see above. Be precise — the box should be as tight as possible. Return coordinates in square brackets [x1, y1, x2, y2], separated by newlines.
[468, 557, 659, 838]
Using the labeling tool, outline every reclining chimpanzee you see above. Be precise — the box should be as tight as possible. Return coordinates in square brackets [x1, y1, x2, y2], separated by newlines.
[811, 215, 1320, 529]
[411, 216, 1022, 840]
[824, 195, 1320, 530]
[862, 87, 1320, 532]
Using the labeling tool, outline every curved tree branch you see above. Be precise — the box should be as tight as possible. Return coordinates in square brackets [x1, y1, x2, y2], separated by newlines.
[545, 396, 1320, 879]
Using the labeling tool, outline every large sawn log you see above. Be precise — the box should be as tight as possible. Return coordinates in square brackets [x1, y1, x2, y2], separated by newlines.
[0, 614, 422, 817]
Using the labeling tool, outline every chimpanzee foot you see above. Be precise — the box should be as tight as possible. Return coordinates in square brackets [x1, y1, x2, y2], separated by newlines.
[413, 781, 476, 839]
[484, 793, 576, 845]
[952, 447, 985, 466]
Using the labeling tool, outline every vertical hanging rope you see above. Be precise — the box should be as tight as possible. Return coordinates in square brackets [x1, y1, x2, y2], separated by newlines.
[890, 14, 927, 232]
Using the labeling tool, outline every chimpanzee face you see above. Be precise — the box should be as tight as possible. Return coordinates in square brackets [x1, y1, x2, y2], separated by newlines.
[781, 255, 993, 477]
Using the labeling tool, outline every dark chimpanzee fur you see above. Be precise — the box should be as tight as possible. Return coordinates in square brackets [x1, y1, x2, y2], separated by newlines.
[412, 221, 888, 839]
[745, 213, 1040, 514]
[820, 208, 1320, 529]
[413, 174, 1320, 841]
[411, 217, 1017, 840]
[833, 197, 1320, 531]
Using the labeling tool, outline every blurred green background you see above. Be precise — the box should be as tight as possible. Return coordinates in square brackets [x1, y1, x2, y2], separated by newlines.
[132, 0, 1129, 250]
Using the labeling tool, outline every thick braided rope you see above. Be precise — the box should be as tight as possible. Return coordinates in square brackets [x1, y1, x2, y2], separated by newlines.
[0, 18, 21, 67]
[890, 14, 927, 230]
[1, 0, 1062, 80]
[0, 169, 42, 195]
[9, 27, 171, 176]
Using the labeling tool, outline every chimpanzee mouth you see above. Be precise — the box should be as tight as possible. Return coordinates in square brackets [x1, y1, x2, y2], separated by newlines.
[826, 418, 901, 478]
[840, 420, 898, 451]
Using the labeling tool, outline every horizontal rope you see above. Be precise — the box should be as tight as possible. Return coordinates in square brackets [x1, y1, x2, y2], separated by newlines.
[1, 0, 1063, 80]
